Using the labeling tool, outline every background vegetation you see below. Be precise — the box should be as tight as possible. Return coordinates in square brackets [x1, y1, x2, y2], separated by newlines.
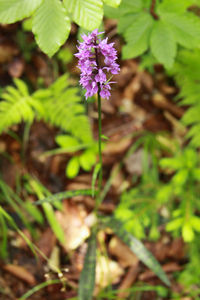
[1, 0, 200, 299]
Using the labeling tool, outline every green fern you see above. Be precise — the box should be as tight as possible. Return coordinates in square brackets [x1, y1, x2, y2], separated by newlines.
[172, 49, 200, 147]
[33, 74, 93, 145]
[0, 79, 43, 134]
[0, 75, 96, 177]
[0, 74, 93, 145]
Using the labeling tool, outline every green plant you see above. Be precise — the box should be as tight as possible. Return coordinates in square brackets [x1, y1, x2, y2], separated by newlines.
[160, 147, 200, 242]
[115, 132, 172, 240]
[172, 49, 200, 147]
[0, 0, 121, 57]
[105, 0, 200, 68]
[0, 75, 97, 177]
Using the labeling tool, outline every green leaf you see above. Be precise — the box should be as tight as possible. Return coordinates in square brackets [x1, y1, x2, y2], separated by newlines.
[166, 218, 183, 231]
[42, 203, 65, 244]
[64, 0, 103, 31]
[34, 189, 96, 205]
[103, 0, 121, 8]
[122, 12, 154, 59]
[0, 0, 42, 24]
[32, 0, 70, 57]
[55, 135, 80, 151]
[24, 201, 44, 225]
[19, 279, 61, 300]
[159, 157, 182, 170]
[66, 156, 80, 178]
[172, 169, 188, 185]
[191, 216, 200, 232]
[79, 149, 96, 171]
[150, 21, 176, 68]
[182, 223, 194, 242]
[161, 13, 200, 49]
[78, 230, 96, 300]
[120, 0, 143, 14]
[104, 217, 170, 286]
[101, 134, 109, 140]
[157, 0, 195, 14]
[0, 79, 42, 134]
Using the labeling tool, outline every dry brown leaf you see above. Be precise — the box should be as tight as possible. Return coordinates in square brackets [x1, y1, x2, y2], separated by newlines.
[8, 57, 25, 78]
[139, 262, 181, 281]
[118, 265, 140, 299]
[152, 93, 184, 118]
[109, 236, 139, 268]
[124, 148, 151, 176]
[3, 264, 36, 285]
[0, 41, 19, 63]
[56, 201, 90, 251]
[36, 228, 56, 261]
[103, 137, 132, 155]
[95, 255, 124, 294]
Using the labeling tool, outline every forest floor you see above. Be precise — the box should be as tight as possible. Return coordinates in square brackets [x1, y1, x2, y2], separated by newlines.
[0, 21, 191, 300]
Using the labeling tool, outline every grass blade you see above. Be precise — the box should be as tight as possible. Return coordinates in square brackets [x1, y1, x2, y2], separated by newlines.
[103, 217, 170, 286]
[78, 229, 97, 300]
[35, 189, 96, 205]
[19, 279, 60, 300]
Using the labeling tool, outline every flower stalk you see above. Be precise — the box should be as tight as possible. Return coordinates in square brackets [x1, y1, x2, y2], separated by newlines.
[75, 29, 120, 210]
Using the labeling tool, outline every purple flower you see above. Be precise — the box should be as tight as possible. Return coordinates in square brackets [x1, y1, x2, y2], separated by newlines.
[75, 29, 120, 99]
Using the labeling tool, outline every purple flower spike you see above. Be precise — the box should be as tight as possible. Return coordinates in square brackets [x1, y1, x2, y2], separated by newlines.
[75, 29, 120, 99]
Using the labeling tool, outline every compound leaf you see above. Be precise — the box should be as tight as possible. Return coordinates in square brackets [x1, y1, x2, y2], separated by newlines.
[150, 21, 176, 68]
[121, 12, 154, 59]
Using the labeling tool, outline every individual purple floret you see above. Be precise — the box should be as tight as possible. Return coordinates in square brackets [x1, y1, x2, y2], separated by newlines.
[75, 29, 120, 100]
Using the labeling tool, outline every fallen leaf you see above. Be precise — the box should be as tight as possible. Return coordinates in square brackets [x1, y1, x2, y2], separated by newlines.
[95, 255, 124, 294]
[3, 264, 36, 285]
[109, 236, 139, 268]
[56, 201, 90, 251]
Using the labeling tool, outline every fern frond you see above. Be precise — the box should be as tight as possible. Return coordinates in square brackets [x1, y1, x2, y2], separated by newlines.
[33, 74, 93, 144]
[0, 79, 43, 134]
[173, 49, 200, 147]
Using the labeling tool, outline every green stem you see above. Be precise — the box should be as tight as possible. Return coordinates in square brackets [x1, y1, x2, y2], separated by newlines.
[97, 88, 103, 193]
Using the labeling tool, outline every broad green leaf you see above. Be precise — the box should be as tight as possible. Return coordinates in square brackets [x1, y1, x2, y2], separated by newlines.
[78, 230, 96, 300]
[0, 0, 42, 24]
[161, 13, 200, 48]
[103, 217, 170, 286]
[157, 0, 195, 14]
[120, 0, 143, 14]
[34, 189, 96, 205]
[32, 0, 70, 57]
[122, 12, 154, 59]
[64, 0, 103, 31]
[103, 0, 121, 7]
[150, 21, 176, 68]
[66, 156, 80, 178]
